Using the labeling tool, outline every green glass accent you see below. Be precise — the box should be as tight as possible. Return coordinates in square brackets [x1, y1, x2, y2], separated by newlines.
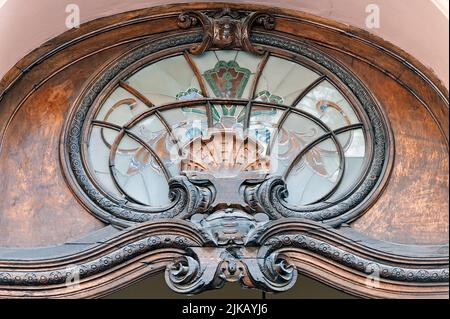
[203, 61, 251, 98]
[254, 90, 284, 105]
[176, 87, 204, 101]
[178, 88, 207, 117]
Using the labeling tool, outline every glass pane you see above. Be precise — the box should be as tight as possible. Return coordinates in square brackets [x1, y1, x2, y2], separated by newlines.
[128, 115, 179, 177]
[209, 104, 246, 129]
[248, 106, 284, 155]
[285, 138, 341, 206]
[160, 106, 209, 170]
[85, 50, 369, 210]
[95, 87, 149, 126]
[112, 134, 170, 206]
[254, 56, 320, 105]
[271, 112, 327, 176]
[190, 51, 263, 99]
[87, 126, 122, 198]
[125, 55, 202, 106]
[329, 129, 367, 201]
[295, 80, 359, 130]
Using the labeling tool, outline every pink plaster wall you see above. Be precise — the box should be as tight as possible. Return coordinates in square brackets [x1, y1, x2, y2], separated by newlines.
[0, 0, 449, 87]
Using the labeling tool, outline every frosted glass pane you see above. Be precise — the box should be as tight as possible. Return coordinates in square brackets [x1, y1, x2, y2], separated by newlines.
[126, 55, 201, 106]
[272, 112, 327, 175]
[190, 51, 262, 99]
[295, 81, 359, 130]
[285, 138, 341, 206]
[95, 87, 149, 126]
[209, 104, 246, 129]
[128, 115, 179, 176]
[329, 129, 367, 201]
[128, 115, 166, 144]
[113, 134, 170, 206]
[160, 107, 209, 171]
[87, 126, 122, 198]
[255, 56, 320, 105]
[248, 106, 284, 155]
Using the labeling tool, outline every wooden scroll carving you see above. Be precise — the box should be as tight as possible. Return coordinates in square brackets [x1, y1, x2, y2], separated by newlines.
[178, 8, 275, 55]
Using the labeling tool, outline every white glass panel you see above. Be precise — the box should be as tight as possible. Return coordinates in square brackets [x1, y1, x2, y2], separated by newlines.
[248, 106, 284, 156]
[113, 134, 170, 206]
[255, 56, 320, 105]
[87, 126, 122, 198]
[272, 113, 327, 176]
[209, 104, 246, 129]
[160, 107, 209, 172]
[95, 87, 149, 126]
[128, 115, 179, 177]
[295, 81, 359, 129]
[285, 138, 341, 206]
[126, 55, 201, 106]
[329, 129, 367, 201]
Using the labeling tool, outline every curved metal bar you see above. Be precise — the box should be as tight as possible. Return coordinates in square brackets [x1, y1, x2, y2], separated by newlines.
[155, 111, 183, 156]
[284, 124, 363, 205]
[206, 100, 214, 128]
[243, 100, 253, 130]
[304, 133, 346, 205]
[123, 98, 339, 138]
[266, 108, 291, 156]
[250, 51, 270, 98]
[93, 96, 365, 207]
[98, 99, 140, 151]
[290, 75, 327, 107]
[183, 51, 209, 97]
[119, 81, 155, 107]
[105, 126, 172, 206]
[108, 129, 149, 205]
[92, 120, 123, 131]
[125, 130, 172, 180]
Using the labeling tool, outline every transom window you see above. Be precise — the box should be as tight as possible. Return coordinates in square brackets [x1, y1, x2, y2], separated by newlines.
[84, 49, 369, 208]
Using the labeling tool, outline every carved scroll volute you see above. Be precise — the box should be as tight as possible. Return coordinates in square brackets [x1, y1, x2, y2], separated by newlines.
[178, 8, 275, 55]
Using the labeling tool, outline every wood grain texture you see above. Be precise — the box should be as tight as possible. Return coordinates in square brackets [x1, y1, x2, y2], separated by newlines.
[312, 45, 448, 245]
[349, 56, 449, 244]
[0, 45, 137, 247]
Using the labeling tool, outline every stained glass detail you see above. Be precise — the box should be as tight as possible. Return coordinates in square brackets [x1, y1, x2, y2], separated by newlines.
[86, 49, 368, 208]
[254, 90, 284, 104]
[176, 88, 204, 101]
[295, 81, 359, 129]
[254, 56, 320, 105]
[204, 60, 251, 98]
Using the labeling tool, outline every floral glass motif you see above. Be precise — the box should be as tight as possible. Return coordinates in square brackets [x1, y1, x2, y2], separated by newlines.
[254, 90, 284, 104]
[204, 60, 251, 98]
[87, 49, 367, 207]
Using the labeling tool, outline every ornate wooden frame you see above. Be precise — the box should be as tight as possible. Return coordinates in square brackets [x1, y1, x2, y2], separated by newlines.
[0, 3, 447, 299]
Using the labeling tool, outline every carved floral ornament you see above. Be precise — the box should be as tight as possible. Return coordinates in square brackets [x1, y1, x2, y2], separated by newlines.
[7, 7, 441, 297]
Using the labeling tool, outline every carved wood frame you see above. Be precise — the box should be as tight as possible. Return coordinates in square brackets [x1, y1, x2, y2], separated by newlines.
[0, 3, 448, 299]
